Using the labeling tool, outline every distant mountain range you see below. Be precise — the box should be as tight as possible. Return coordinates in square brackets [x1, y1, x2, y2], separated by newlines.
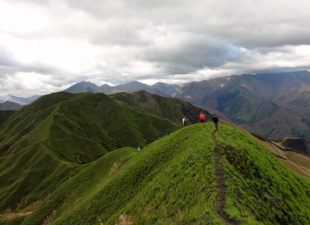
[63, 71, 310, 139]
[175, 71, 310, 139]
[3, 70, 310, 139]
[65, 81, 179, 96]
[0, 94, 40, 105]
[0, 101, 22, 110]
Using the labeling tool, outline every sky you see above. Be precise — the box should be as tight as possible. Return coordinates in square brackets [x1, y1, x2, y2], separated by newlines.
[0, 0, 310, 97]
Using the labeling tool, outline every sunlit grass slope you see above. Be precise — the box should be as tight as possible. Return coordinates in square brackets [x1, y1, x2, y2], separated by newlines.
[0, 92, 179, 214]
[22, 124, 310, 225]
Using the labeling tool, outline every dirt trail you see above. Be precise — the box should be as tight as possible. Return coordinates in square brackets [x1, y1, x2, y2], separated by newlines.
[211, 131, 238, 225]
[4, 211, 33, 219]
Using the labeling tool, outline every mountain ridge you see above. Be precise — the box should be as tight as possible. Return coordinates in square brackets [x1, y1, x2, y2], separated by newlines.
[0, 91, 180, 214]
[0, 101, 22, 111]
[19, 123, 310, 225]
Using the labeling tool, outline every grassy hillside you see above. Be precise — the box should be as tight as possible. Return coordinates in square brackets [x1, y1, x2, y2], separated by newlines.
[0, 92, 179, 215]
[111, 91, 213, 125]
[0, 111, 15, 128]
[17, 123, 310, 225]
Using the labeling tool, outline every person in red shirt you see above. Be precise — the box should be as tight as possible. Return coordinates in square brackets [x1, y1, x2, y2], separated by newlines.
[199, 113, 205, 123]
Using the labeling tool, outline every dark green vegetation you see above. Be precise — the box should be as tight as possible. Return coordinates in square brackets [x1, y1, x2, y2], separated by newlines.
[0, 92, 178, 219]
[175, 71, 310, 139]
[111, 91, 212, 124]
[3, 124, 308, 225]
[0, 111, 14, 128]
[1, 89, 310, 225]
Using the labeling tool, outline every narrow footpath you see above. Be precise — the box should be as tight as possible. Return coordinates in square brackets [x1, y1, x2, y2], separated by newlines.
[211, 131, 238, 225]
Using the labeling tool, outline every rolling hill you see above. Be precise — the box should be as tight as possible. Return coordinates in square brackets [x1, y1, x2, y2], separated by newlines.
[11, 123, 310, 225]
[0, 91, 179, 217]
[111, 91, 213, 124]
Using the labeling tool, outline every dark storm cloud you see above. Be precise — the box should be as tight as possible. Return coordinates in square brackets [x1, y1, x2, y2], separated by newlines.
[143, 35, 243, 74]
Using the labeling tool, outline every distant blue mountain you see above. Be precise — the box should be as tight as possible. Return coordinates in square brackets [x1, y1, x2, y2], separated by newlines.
[65, 81, 167, 96]
[0, 101, 22, 110]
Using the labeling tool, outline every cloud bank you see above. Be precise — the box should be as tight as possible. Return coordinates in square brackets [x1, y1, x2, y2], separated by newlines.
[0, 0, 310, 96]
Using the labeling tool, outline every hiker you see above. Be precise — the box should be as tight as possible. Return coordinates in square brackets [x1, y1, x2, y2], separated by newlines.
[199, 112, 205, 123]
[182, 118, 187, 127]
[212, 116, 219, 131]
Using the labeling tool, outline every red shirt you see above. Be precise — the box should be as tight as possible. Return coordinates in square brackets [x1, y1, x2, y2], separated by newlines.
[199, 114, 205, 121]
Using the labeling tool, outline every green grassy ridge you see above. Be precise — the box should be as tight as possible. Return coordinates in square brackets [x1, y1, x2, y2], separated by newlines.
[20, 124, 310, 225]
[215, 124, 310, 224]
[21, 147, 137, 225]
[46, 125, 216, 225]
[49, 92, 180, 162]
[0, 92, 179, 213]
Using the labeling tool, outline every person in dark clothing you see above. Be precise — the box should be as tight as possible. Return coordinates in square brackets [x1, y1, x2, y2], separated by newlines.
[212, 116, 219, 131]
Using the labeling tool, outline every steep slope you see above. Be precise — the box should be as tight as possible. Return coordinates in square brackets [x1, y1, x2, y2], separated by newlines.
[220, 120, 310, 178]
[0, 111, 14, 128]
[20, 124, 310, 225]
[176, 71, 310, 138]
[151, 82, 180, 96]
[0, 92, 179, 214]
[111, 91, 213, 125]
[280, 137, 310, 156]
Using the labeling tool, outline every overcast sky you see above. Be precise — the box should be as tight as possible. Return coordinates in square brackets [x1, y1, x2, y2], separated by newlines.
[1, 0, 310, 96]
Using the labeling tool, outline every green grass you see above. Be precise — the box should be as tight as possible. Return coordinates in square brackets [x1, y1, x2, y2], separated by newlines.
[0, 111, 15, 129]
[20, 124, 310, 225]
[215, 124, 310, 224]
[21, 147, 137, 225]
[1, 93, 310, 225]
[0, 92, 179, 215]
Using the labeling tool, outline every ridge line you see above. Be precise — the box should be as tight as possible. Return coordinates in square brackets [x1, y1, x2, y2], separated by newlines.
[208, 127, 238, 225]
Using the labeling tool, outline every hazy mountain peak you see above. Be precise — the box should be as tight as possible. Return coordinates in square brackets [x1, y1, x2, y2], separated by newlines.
[0, 101, 22, 110]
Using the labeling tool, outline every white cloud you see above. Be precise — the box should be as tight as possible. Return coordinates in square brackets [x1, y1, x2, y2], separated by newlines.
[0, 0, 310, 96]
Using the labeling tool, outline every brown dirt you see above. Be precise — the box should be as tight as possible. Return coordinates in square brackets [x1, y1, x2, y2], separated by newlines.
[2, 200, 42, 219]
[109, 162, 120, 176]
[5, 211, 33, 219]
[115, 214, 134, 225]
